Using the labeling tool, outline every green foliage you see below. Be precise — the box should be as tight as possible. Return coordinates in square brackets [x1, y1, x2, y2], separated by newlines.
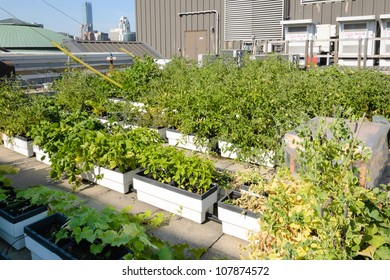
[113, 55, 161, 101]
[0, 79, 59, 137]
[138, 145, 216, 194]
[244, 115, 390, 260]
[29, 111, 163, 187]
[85, 126, 163, 173]
[54, 70, 115, 116]
[54, 204, 204, 260]
[28, 111, 106, 187]
[0, 164, 19, 185]
[10, 184, 204, 260]
[17, 185, 82, 215]
[143, 56, 389, 165]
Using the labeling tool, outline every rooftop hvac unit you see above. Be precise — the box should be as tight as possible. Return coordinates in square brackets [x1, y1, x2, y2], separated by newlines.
[219, 49, 248, 58]
[197, 54, 217, 67]
[250, 54, 300, 65]
[379, 14, 390, 67]
[336, 15, 376, 67]
[281, 19, 317, 56]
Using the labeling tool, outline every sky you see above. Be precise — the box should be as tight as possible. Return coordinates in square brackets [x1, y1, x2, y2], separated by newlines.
[0, 0, 135, 36]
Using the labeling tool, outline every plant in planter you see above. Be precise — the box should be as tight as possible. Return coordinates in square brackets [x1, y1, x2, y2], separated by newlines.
[218, 170, 270, 241]
[0, 166, 48, 250]
[53, 69, 115, 115]
[122, 103, 170, 140]
[244, 115, 390, 260]
[113, 55, 161, 101]
[155, 58, 237, 153]
[80, 126, 163, 193]
[24, 199, 206, 260]
[29, 111, 106, 187]
[133, 145, 218, 223]
[0, 79, 59, 157]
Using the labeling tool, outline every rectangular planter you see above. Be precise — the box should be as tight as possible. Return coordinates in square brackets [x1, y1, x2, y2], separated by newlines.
[218, 140, 275, 167]
[2, 133, 34, 157]
[25, 213, 77, 260]
[166, 129, 209, 153]
[81, 165, 139, 194]
[24, 213, 132, 260]
[33, 145, 51, 165]
[0, 204, 47, 250]
[217, 190, 260, 241]
[133, 171, 218, 224]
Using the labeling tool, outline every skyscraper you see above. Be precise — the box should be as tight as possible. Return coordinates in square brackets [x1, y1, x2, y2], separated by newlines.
[85, 2, 93, 32]
[110, 16, 135, 42]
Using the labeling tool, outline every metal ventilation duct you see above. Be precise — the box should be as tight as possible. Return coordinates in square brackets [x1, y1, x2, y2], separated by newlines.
[225, 0, 284, 41]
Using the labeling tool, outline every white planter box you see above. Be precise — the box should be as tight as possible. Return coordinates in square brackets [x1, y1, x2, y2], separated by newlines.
[133, 172, 218, 224]
[166, 129, 209, 153]
[2, 133, 34, 157]
[33, 145, 51, 165]
[218, 140, 275, 167]
[25, 235, 63, 260]
[0, 205, 47, 250]
[81, 165, 138, 194]
[217, 191, 260, 241]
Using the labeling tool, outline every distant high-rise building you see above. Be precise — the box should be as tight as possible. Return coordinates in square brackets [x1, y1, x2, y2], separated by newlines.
[85, 2, 93, 32]
[110, 16, 135, 42]
[80, 2, 94, 40]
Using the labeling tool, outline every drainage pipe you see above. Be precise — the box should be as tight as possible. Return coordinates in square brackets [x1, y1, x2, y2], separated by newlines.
[178, 10, 220, 55]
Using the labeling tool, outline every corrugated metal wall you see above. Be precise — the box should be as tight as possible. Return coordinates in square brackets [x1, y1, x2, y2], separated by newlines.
[135, 0, 390, 58]
[135, 0, 225, 59]
[289, 0, 390, 25]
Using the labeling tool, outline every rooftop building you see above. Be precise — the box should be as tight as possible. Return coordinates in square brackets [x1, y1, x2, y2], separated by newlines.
[0, 18, 69, 52]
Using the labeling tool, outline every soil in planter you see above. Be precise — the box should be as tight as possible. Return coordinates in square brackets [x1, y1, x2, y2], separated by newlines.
[0, 188, 43, 218]
[35, 219, 131, 260]
[63, 240, 131, 260]
[224, 190, 267, 215]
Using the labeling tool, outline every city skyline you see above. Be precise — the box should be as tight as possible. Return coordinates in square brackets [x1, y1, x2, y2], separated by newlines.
[0, 0, 135, 36]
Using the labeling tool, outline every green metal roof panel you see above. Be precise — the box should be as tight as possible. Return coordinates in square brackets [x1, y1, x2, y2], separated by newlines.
[0, 24, 68, 49]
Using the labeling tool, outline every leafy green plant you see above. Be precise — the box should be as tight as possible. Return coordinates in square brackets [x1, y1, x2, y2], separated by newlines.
[243, 114, 390, 260]
[113, 55, 161, 101]
[29, 111, 106, 187]
[138, 145, 216, 194]
[54, 70, 114, 115]
[53, 204, 205, 260]
[85, 126, 163, 173]
[0, 165, 20, 188]
[13, 183, 205, 259]
[17, 185, 82, 216]
[0, 79, 59, 137]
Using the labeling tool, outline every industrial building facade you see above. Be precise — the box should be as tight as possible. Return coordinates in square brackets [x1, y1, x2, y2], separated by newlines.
[135, 0, 390, 60]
